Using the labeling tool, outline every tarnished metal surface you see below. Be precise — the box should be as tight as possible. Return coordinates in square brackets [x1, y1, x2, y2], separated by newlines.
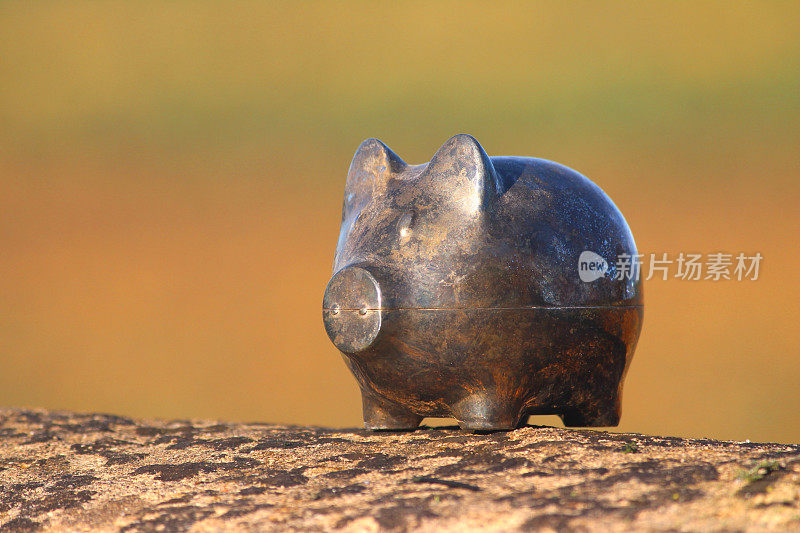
[323, 134, 643, 431]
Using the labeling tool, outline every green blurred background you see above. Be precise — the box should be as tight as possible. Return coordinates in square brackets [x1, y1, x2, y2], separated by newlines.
[1, 2, 798, 442]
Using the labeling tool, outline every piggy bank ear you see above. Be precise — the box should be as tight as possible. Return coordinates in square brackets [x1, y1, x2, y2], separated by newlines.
[421, 134, 504, 215]
[343, 139, 406, 218]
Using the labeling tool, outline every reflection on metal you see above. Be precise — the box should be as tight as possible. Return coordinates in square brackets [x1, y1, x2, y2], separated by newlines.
[323, 135, 643, 431]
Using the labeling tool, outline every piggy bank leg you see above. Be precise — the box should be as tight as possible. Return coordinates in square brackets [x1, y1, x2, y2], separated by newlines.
[560, 394, 621, 427]
[451, 393, 523, 432]
[361, 392, 422, 430]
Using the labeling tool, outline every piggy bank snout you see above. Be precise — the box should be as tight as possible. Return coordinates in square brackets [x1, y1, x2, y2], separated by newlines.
[322, 266, 383, 354]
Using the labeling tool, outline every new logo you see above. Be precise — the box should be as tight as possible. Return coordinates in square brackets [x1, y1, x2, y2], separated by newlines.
[578, 251, 608, 282]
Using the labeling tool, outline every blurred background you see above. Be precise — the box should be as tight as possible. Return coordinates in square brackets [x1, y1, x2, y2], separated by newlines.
[1, 2, 798, 443]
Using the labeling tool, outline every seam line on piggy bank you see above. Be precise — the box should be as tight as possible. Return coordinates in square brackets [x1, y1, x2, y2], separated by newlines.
[323, 305, 643, 310]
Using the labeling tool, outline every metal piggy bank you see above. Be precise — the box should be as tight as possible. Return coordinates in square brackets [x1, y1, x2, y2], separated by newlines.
[323, 135, 643, 431]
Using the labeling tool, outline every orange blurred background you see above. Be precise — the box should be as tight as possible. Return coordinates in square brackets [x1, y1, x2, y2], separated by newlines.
[1, 2, 798, 443]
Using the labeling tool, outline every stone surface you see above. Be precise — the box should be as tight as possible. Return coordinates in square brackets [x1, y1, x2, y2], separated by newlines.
[0, 409, 799, 531]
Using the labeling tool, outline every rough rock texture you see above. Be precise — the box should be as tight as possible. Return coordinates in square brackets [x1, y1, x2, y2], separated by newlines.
[0, 409, 799, 532]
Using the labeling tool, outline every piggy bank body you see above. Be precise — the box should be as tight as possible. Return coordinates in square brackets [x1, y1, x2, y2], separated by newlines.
[323, 135, 642, 431]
